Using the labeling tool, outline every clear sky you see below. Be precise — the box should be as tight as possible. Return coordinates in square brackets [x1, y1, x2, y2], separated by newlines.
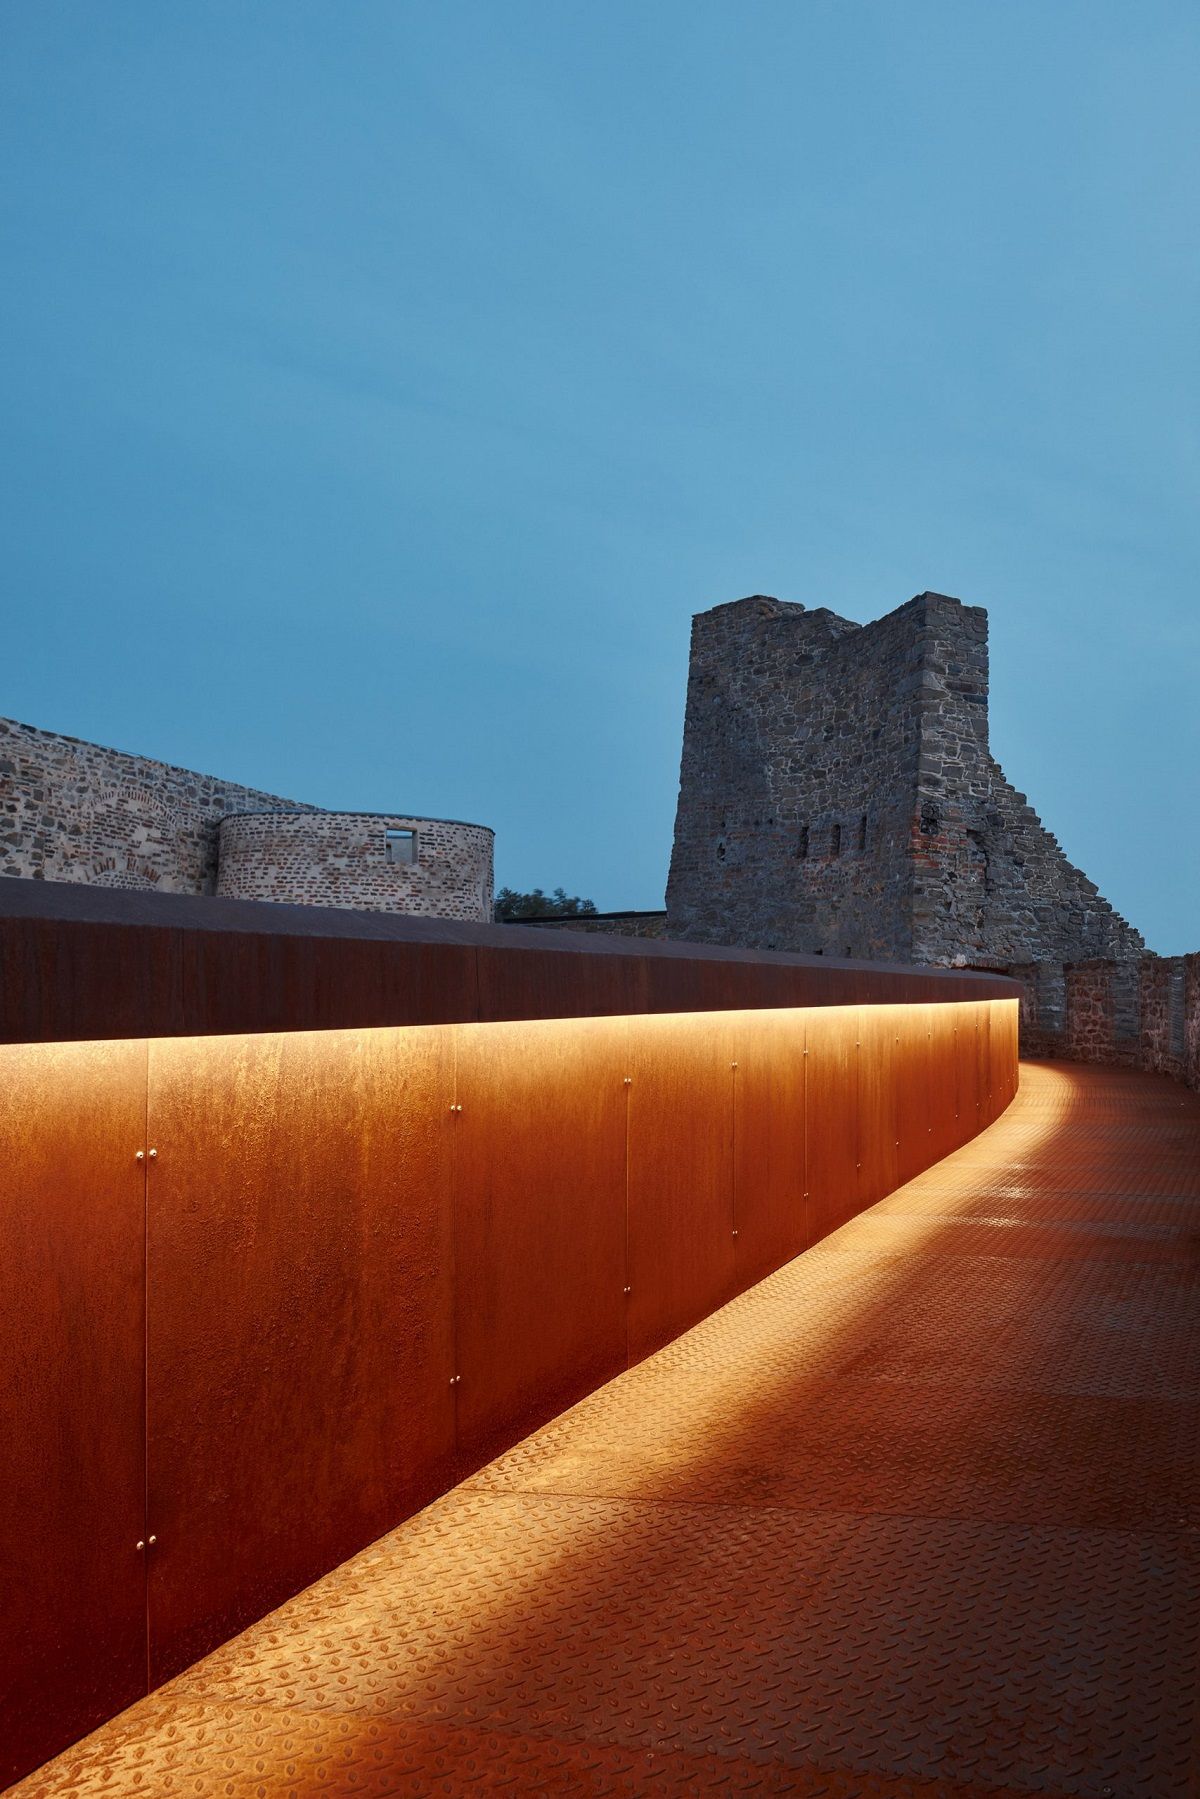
[2, 3, 1196, 949]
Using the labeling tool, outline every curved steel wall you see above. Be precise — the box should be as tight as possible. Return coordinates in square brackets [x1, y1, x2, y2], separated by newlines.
[0, 996, 1017, 1787]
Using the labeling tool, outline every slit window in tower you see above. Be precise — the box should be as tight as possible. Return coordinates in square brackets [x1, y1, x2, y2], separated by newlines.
[385, 828, 417, 865]
[830, 822, 841, 857]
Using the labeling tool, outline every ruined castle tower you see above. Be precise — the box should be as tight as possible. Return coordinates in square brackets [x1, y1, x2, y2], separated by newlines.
[666, 591, 1144, 968]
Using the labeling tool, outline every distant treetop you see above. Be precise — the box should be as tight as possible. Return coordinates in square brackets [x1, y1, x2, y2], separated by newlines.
[494, 886, 598, 922]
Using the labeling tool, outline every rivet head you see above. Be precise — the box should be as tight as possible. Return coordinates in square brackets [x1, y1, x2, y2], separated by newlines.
[148, 1535, 157, 1546]
[622, 1286, 631, 1295]
[135, 1151, 144, 1162]
[136, 1540, 145, 1552]
[731, 1229, 739, 1237]
[148, 1148, 157, 1160]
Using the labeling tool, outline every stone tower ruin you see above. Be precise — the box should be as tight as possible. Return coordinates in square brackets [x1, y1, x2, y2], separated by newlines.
[666, 591, 1144, 968]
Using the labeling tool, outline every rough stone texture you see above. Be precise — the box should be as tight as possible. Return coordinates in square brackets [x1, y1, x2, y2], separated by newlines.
[666, 593, 1146, 968]
[1012, 953, 1200, 1094]
[0, 715, 307, 894]
[218, 811, 493, 922]
[0, 715, 493, 921]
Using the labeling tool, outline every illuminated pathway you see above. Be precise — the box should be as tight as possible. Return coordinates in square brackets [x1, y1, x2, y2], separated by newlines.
[18, 1062, 1200, 1799]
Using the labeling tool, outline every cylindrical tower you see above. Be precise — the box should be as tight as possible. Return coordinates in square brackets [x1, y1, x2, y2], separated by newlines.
[216, 810, 493, 921]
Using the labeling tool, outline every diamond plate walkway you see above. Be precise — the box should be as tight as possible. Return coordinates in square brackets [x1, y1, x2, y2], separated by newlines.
[17, 1061, 1200, 1799]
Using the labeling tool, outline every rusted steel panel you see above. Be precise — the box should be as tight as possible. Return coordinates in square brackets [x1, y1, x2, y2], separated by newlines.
[453, 1016, 629, 1467]
[0, 875, 1022, 1046]
[952, 1008, 980, 1148]
[991, 998, 1019, 1116]
[626, 1013, 737, 1363]
[895, 1007, 934, 1186]
[179, 930, 481, 1036]
[804, 1007, 860, 1243]
[0, 1039, 147, 1790]
[730, 1008, 808, 1290]
[975, 1001, 994, 1125]
[856, 1005, 900, 1212]
[641, 955, 791, 1019]
[475, 943, 648, 1024]
[144, 1025, 456, 1686]
[928, 1003, 961, 1158]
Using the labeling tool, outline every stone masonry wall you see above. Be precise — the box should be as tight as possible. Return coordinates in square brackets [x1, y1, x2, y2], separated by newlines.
[217, 812, 493, 922]
[0, 714, 309, 893]
[666, 592, 1145, 969]
[0, 714, 494, 921]
[908, 595, 1143, 966]
[666, 596, 920, 958]
[1011, 955, 1200, 1094]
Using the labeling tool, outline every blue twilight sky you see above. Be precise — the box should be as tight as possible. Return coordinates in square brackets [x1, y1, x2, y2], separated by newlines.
[1, 3, 1196, 949]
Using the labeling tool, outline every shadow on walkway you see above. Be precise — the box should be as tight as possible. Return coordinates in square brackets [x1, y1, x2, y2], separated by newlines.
[19, 1062, 1200, 1799]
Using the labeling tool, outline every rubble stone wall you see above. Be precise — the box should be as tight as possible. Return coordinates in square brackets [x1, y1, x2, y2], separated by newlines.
[217, 812, 493, 921]
[0, 714, 307, 893]
[1010, 954, 1200, 1093]
[0, 715, 493, 920]
[666, 591, 1145, 969]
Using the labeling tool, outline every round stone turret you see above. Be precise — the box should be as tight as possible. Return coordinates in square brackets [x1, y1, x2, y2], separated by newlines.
[216, 810, 493, 921]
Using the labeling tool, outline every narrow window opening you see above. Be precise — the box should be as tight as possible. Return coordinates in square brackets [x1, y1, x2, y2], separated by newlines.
[385, 827, 417, 865]
[796, 825, 809, 860]
[830, 822, 841, 857]
[857, 814, 867, 854]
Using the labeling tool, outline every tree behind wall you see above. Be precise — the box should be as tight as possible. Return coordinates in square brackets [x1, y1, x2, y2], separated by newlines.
[494, 887, 597, 921]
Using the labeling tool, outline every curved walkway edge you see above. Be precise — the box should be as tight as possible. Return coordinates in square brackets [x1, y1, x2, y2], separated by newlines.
[17, 1061, 1200, 1799]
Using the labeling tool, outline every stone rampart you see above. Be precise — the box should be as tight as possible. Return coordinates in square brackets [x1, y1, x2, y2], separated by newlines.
[217, 812, 493, 921]
[1011, 954, 1200, 1092]
[0, 715, 494, 921]
[666, 592, 1145, 969]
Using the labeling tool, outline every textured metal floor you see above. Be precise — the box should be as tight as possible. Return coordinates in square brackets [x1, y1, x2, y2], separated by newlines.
[17, 1060, 1200, 1799]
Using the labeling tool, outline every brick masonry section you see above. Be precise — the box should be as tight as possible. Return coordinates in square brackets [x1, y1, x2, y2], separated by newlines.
[217, 812, 493, 922]
[0, 715, 493, 921]
[666, 593, 1145, 967]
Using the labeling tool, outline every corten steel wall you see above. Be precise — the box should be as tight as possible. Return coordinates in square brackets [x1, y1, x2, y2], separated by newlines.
[0, 876, 1019, 1046]
[0, 997, 1017, 1789]
[0, 881, 1018, 1788]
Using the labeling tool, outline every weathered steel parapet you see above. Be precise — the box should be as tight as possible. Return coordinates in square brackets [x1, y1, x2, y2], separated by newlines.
[0, 877, 1019, 1791]
[0, 875, 1017, 1045]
